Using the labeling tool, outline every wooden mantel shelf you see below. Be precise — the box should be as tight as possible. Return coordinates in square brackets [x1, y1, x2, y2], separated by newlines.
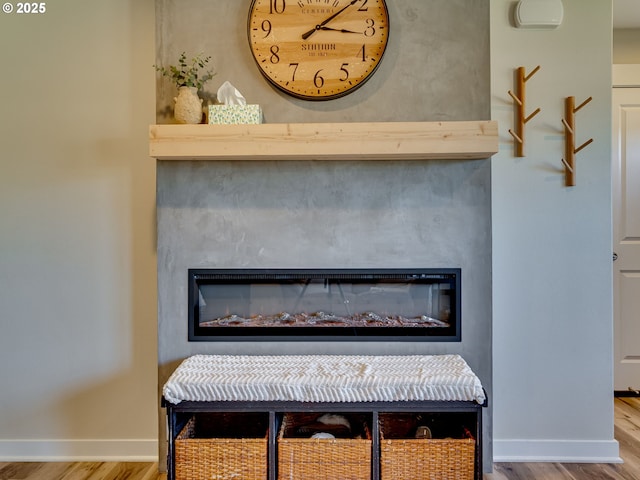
[149, 121, 498, 161]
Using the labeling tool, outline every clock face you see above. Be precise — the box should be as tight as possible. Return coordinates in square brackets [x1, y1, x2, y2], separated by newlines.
[248, 0, 389, 100]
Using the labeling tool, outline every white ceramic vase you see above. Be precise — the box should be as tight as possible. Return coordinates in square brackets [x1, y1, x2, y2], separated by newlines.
[174, 86, 203, 124]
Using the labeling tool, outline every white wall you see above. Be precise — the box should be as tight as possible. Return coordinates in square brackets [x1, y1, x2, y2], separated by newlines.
[0, 0, 158, 460]
[491, 0, 618, 462]
[614, 29, 640, 63]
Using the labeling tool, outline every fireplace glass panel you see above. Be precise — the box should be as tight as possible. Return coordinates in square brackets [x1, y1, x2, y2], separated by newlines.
[188, 269, 460, 341]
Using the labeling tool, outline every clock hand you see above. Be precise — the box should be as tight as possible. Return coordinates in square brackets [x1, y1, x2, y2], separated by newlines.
[318, 26, 363, 34]
[301, 0, 358, 40]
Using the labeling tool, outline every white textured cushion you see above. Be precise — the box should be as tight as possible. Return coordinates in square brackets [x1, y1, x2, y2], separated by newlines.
[163, 354, 485, 405]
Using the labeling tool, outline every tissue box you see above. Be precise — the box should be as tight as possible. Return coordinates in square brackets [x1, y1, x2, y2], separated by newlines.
[208, 105, 262, 125]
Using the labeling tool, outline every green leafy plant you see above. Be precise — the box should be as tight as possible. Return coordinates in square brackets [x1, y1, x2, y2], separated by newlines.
[154, 52, 214, 90]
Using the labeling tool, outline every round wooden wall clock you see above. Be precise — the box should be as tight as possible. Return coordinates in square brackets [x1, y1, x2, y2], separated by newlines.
[248, 0, 389, 100]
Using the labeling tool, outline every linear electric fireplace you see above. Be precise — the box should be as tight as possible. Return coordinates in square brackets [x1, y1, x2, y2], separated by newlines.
[188, 268, 461, 341]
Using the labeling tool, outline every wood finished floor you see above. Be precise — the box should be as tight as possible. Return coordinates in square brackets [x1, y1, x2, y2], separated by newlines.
[1, 398, 639, 479]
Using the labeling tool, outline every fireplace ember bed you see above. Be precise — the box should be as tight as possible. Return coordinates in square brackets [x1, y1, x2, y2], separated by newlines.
[188, 268, 462, 342]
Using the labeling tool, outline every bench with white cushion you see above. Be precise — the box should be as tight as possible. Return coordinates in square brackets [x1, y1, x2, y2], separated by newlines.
[162, 354, 487, 480]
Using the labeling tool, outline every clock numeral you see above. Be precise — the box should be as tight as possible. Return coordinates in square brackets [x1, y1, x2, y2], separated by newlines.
[270, 0, 286, 14]
[332, 0, 340, 6]
[313, 70, 325, 88]
[358, 44, 366, 61]
[364, 18, 376, 37]
[261, 19, 272, 37]
[340, 63, 349, 82]
[289, 63, 299, 81]
[270, 45, 281, 63]
[358, 0, 368, 12]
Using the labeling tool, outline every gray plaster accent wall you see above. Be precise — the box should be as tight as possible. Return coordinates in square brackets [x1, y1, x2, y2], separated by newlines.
[157, 160, 492, 363]
[155, 0, 492, 471]
[156, 0, 490, 123]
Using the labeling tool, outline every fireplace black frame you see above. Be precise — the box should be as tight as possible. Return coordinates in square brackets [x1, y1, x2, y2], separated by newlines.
[188, 268, 461, 342]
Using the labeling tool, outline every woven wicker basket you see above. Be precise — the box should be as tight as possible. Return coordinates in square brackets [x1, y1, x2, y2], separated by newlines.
[278, 412, 372, 480]
[379, 413, 475, 480]
[175, 413, 268, 480]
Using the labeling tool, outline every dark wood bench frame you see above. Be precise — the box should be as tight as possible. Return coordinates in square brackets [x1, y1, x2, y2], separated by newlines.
[163, 395, 487, 480]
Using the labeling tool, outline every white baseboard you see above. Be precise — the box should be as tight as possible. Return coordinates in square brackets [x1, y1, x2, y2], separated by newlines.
[493, 439, 622, 463]
[0, 439, 158, 462]
[1, 438, 622, 464]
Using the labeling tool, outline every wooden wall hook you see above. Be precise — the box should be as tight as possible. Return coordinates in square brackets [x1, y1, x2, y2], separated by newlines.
[508, 65, 541, 157]
[562, 96, 593, 187]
